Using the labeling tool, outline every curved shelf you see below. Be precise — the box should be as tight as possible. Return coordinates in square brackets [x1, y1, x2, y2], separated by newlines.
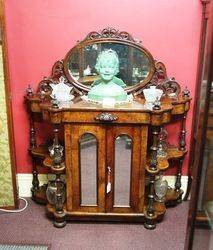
[30, 144, 48, 159]
[154, 202, 166, 219]
[32, 185, 47, 204]
[43, 156, 54, 168]
[165, 187, 183, 206]
[43, 155, 65, 172]
[30, 144, 65, 171]
[146, 157, 169, 172]
[166, 144, 187, 160]
[146, 144, 187, 173]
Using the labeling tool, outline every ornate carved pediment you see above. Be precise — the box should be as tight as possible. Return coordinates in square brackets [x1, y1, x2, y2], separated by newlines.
[84, 27, 137, 43]
[37, 61, 81, 100]
[30, 28, 183, 100]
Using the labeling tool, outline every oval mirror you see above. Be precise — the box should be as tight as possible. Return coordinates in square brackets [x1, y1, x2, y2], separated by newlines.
[64, 40, 155, 93]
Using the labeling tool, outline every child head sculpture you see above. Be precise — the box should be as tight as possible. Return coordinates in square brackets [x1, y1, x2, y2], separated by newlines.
[88, 48, 127, 102]
[95, 49, 119, 83]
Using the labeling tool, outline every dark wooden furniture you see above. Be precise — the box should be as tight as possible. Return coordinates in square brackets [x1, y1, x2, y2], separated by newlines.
[25, 28, 191, 229]
[184, 1, 213, 248]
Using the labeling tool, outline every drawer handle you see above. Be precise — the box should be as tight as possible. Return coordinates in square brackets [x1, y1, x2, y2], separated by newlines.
[95, 113, 118, 122]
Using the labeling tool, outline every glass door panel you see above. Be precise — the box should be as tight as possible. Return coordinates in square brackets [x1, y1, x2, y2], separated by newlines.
[79, 133, 97, 206]
[114, 135, 132, 207]
[106, 125, 147, 213]
[66, 124, 106, 212]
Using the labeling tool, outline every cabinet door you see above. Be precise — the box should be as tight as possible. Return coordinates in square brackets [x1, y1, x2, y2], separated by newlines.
[65, 124, 106, 212]
[106, 125, 147, 213]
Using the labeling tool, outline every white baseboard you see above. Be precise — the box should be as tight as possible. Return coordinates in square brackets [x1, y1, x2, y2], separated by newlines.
[17, 174, 188, 198]
[165, 175, 188, 198]
[17, 174, 48, 197]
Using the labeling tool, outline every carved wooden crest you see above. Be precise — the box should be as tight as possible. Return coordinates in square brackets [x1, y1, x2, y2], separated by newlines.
[84, 27, 137, 43]
[29, 28, 183, 100]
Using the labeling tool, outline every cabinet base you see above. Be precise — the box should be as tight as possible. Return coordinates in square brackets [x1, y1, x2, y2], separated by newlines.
[33, 186, 183, 229]
[46, 204, 166, 229]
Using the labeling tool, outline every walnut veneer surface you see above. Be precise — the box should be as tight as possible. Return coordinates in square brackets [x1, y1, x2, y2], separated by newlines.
[25, 28, 191, 229]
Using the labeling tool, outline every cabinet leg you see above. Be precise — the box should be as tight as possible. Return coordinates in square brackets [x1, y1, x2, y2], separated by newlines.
[53, 195, 66, 229]
[53, 174, 66, 228]
[175, 158, 183, 191]
[53, 194, 66, 228]
[144, 217, 156, 230]
[53, 214, 66, 228]
[144, 174, 156, 230]
[175, 110, 187, 201]
[28, 110, 39, 196]
[49, 125, 66, 227]
[176, 194, 183, 204]
[31, 158, 39, 196]
[144, 126, 160, 229]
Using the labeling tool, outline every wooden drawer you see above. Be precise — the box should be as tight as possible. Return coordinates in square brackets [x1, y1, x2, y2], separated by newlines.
[62, 110, 171, 125]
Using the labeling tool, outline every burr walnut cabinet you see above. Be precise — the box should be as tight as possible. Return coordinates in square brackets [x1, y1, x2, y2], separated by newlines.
[25, 28, 191, 229]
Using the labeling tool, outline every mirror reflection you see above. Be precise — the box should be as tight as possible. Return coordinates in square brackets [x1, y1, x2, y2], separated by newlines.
[79, 133, 97, 206]
[68, 42, 151, 87]
[114, 135, 132, 207]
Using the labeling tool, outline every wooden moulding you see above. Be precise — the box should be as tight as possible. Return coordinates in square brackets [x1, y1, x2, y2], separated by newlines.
[40, 186, 180, 213]
[46, 202, 166, 223]
[170, 98, 191, 115]
[42, 99, 174, 126]
[26, 95, 191, 125]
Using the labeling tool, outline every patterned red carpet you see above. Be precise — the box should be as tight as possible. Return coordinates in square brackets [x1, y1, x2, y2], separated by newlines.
[0, 199, 189, 250]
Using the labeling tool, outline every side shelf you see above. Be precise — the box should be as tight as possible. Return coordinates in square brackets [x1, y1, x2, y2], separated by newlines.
[146, 144, 187, 172]
[30, 144, 65, 169]
[165, 187, 183, 206]
[30, 143, 65, 204]
[30, 144, 48, 159]
[32, 185, 48, 205]
[167, 144, 187, 160]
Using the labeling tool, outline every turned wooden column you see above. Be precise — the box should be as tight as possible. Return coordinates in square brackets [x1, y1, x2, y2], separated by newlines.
[51, 121, 66, 228]
[175, 111, 186, 193]
[53, 172, 66, 227]
[175, 87, 190, 197]
[144, 101, 160, 229]
[30, 113, 39, 192]
[26, 85, 39, 193]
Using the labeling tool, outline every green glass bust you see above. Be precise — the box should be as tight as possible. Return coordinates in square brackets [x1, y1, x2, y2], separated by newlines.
[88, 49, 127, 102]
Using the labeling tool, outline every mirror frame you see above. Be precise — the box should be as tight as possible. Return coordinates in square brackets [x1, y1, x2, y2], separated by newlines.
[63, 28, 155, 94]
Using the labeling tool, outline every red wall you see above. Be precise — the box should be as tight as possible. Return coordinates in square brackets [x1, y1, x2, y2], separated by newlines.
[3, 0, 202, 174]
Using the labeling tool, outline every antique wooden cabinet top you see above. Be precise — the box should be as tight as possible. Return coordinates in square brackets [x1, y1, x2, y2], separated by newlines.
[25, 27, 191, 113]
[26, 94, 190, 126]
